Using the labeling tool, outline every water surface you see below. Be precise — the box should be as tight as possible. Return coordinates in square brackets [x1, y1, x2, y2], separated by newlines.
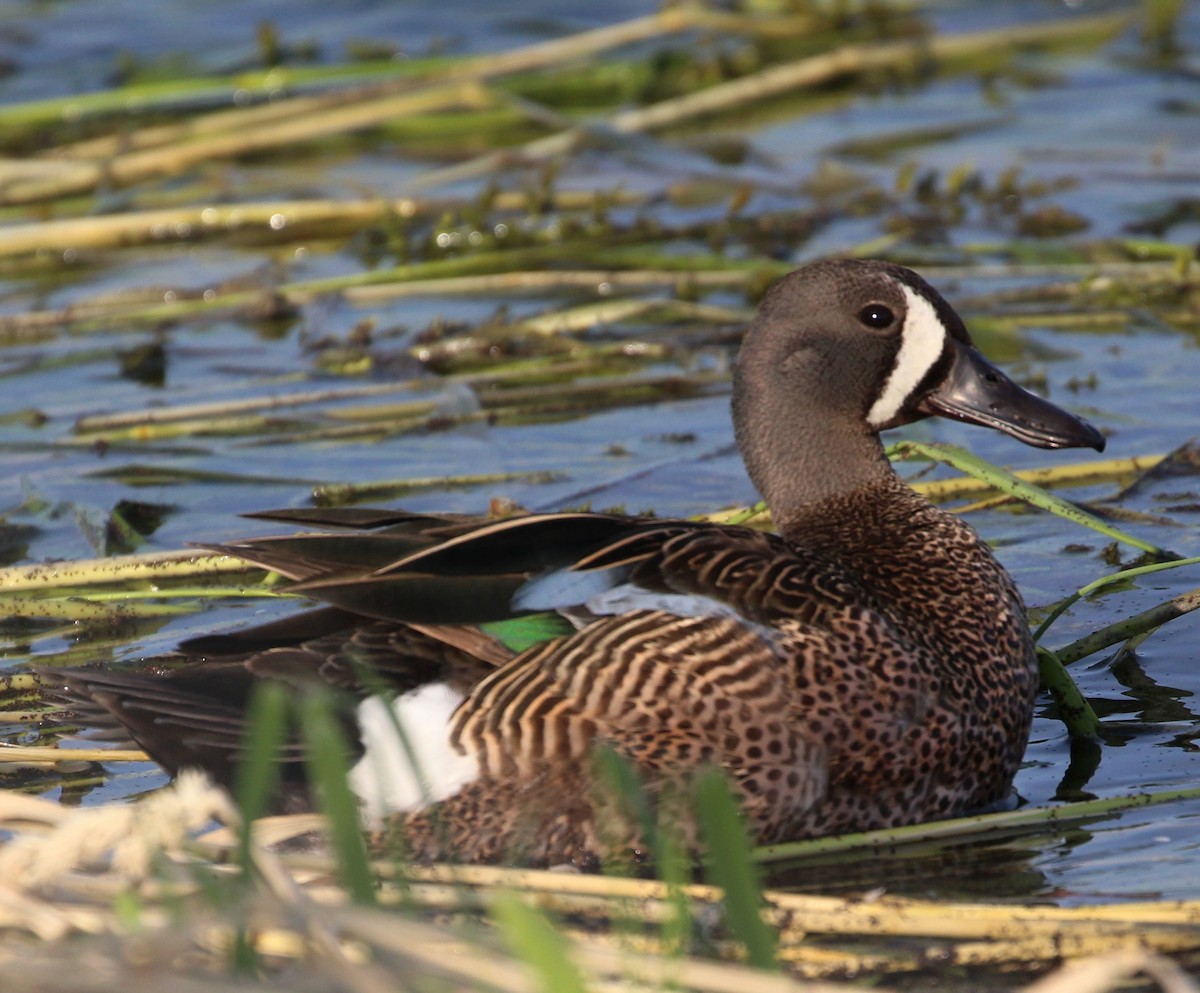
[1, 0, 1198, 905]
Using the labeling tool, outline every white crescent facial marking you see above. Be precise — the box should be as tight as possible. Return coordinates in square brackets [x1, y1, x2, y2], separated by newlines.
[867, 282, 949, 428]
[348, 681, 479, 826]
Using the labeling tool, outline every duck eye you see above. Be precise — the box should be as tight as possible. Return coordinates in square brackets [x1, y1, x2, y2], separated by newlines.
[858, 304, 895, 329]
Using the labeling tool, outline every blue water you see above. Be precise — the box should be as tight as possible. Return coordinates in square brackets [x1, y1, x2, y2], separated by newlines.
[1, 0, 1199, 902]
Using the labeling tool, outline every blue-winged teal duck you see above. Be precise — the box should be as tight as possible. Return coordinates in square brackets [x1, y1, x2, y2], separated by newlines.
[54, 260, 1105, 866]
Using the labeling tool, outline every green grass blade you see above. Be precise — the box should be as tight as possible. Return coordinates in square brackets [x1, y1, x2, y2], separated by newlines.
[226, 682, 290, 971]
[492, 894, 589, 993]
[1036, 645, 1100, 738]
[656, 798, 695, 959]
[694, 768, 777, 970]
[890, 441, 1169, 557]
[297, 690, 376, 905]
[1033, 554, 1200, 643]
[232, 684, 290, 864]
[591, 745, 655, 858]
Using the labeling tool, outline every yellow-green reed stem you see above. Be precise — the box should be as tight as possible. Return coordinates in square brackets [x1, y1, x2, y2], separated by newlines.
[890, 441, 1168, 557]
[1033, 556, 1200, 644]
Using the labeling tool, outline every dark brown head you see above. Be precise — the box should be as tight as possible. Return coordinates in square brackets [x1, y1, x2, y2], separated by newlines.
[732, 259, 1104, 517]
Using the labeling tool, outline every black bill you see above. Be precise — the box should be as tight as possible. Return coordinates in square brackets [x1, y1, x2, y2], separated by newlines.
[918, 339, 1106, 451]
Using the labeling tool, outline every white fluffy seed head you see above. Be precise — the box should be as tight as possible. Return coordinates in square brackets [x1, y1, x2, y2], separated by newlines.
[866, 282, 949, 428]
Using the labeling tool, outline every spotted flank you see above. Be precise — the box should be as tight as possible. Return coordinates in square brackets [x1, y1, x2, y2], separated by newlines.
[49, 259, 1105, 867]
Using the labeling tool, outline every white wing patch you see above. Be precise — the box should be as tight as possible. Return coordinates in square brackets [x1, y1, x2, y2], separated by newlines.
[348, 681, 479, 826]
[867, 283, 948, 428]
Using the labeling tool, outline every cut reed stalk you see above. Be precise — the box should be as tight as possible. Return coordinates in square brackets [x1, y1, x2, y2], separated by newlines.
[407, 13, 1128, 190]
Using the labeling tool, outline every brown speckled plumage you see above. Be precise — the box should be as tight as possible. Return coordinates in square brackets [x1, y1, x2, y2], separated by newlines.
[49, 259, 1104, 867]
[397, 473, 1037, 864]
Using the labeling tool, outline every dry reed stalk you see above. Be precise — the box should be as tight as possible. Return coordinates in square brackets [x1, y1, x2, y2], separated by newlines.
[2, 784, 1199, 989]
[703, 451, 1172, 529]
[45, 11, 699, 163]
[340, 268, 752, 303]
[4, 83, 490, 204]
[1022, 950, 1200, 993]
[7, 9, 744, 207]
[0, 191, 648, 258]
[406, 13, 1128, 190]
[619, 14, 1127, 132]
[1054, 586, 1200, 664]
[0, 746, 150, 764]
[72, 381, 432, 433]
[0, 771, 232, 887]
[909, 454, 1169, 501]
[0, 549, 246, 592]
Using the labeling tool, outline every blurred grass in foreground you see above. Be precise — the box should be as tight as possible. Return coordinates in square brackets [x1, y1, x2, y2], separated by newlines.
[2, 0, 1199, 990]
